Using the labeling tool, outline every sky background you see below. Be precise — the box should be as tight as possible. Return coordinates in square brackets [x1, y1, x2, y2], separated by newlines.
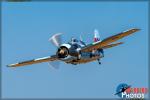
[2, 1, 148, 99]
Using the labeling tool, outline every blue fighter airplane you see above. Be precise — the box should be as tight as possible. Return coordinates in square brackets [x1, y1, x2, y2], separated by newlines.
[7, 28, 140, 68]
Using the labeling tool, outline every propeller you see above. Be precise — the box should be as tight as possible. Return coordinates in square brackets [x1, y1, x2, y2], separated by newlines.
[49, 33, 63, 47]
[48, 33, 63, 69]
[48, 61, 60, 69]
[79, 34, 86, 46]
[80, 35, 83, 41]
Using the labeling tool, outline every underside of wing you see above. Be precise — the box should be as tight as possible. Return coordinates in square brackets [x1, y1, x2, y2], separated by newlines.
[81, 28, 140, 52]
[102, 42, 123, 49]
[7, 55, 58, 67]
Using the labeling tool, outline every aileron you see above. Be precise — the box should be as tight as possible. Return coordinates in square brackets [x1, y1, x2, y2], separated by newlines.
[7, 55, 58, 67]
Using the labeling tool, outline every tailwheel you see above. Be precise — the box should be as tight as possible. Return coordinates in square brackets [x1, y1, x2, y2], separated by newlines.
[97, 58, 101, 65]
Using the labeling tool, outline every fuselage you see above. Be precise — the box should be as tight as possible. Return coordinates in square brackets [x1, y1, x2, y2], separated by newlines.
[57, 39, 103, 65]
[62, 52, 102, 65]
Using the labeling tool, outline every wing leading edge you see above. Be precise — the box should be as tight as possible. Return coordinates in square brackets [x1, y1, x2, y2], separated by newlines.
[7, 55, 58, 67]
[81, 28, 140, 52]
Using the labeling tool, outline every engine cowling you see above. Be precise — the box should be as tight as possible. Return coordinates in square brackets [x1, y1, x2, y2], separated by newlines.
[56, 43, 82, 59]
[56, 44, 71, 58]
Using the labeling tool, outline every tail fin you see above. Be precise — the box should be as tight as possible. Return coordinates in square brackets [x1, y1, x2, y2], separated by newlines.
[93, 29, 100, 42]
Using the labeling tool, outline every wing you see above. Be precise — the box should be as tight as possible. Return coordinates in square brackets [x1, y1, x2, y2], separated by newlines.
[114, 91, 122, 95]
[81, 28, 140, 52]
[102, 42, 123, 49]
[7, 55, 58, 67]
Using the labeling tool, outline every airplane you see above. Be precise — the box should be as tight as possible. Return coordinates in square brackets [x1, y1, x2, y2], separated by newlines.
[7, 28, 140, 68]
[115, 85, 131, 95]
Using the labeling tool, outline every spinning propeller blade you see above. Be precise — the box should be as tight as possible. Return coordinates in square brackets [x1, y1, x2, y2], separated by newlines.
[48, 33, 63, 68]
[48, 61, 60, 69]
[49, 33, 63, 47]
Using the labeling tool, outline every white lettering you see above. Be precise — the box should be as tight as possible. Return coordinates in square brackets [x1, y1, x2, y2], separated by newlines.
[121, 92, 145, 99]
[122, 92, 127, 98]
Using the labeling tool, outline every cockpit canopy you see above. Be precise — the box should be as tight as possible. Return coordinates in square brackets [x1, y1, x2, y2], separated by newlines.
[69, 37, 86, 47]
[71, 37, 78, 43]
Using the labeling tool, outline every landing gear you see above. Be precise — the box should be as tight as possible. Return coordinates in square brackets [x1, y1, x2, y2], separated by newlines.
[97, 58, 101, 65]
[77, 54, 81, 60]
[99, 49, 104, 57]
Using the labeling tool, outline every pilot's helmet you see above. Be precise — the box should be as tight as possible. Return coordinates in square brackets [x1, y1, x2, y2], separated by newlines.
[71, 37, 78, 42]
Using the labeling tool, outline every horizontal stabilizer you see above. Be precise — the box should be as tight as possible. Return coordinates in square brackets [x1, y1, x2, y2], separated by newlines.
[102, 42, 123, 49]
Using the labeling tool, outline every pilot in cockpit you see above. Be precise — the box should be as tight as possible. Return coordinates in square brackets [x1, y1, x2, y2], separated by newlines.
[70, 37, 79, 44]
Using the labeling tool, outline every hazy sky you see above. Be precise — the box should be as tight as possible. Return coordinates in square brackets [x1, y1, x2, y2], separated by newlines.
[2, 1, 148, 99]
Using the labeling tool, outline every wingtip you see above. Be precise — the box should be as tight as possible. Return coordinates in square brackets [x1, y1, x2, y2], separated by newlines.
[7, 64, 12, 67]
[131, 28, 141, 32]
[135, 28, 141, 31]
[7, 63, 17, 68]
[137, 28, 141, 31]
